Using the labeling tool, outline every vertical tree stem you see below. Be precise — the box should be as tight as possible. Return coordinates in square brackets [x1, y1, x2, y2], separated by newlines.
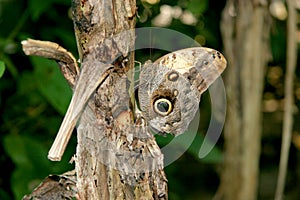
[275, 0, 297, 199]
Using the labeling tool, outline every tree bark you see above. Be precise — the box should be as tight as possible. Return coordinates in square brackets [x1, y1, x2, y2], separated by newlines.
[22, 0, 168, 199]
[71, 0, 167, 199]
[218, 1, 271, 200]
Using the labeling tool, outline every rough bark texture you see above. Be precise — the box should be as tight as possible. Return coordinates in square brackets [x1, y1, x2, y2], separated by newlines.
[72, 0, 168, 199]
[219, 1, 271, 200]
[23, 0, 168, 199]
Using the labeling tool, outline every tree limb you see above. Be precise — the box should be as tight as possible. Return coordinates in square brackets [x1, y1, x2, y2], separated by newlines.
[275, 0, 298, 199]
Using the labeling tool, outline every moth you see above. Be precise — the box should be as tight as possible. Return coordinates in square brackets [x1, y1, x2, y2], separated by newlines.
[138, 47, 227, 136]
[28, 43, 227, 161]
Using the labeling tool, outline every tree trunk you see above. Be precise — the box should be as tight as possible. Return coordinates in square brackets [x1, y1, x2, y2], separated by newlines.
[218, 1, 271, 200]
[71, 0, 168, 199]
[22, 0, 168, 199]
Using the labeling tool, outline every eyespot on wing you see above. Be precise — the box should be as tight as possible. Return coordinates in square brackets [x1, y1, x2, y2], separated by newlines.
[153, 47, 227, 94]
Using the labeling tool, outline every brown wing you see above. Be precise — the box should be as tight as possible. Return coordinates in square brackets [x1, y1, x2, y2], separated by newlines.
[154, 47, 227, 95]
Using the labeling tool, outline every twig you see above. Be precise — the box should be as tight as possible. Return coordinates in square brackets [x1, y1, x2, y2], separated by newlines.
[21, 39, 79, 86]
[275, 0, 297, 199]
[21, 38, 117, 161]
[48, 61, 113, 161]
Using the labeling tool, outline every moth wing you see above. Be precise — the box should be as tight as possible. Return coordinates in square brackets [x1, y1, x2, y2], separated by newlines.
[153, 47, 227, 94]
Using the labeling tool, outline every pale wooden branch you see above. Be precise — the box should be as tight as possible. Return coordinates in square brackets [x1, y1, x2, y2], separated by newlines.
[21, 39, 116, 161]
[275, 0, 298, 199]
[48, 61, 114, 161]
[21, 39, 79, 87]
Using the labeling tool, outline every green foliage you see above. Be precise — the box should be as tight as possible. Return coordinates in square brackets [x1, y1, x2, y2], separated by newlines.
[156, 131, 222, 164]
[188, 133, 222, 163]
[0, 61, 5, 78]
[6, 134, 74, 199]
[28, 0, 70, 21]
[0, 189, 11, 200]
[186, 0, 208, 16]
[31, 57, 72, 115]
[0, 0, 76, 199]
[3, 134, 73, 199]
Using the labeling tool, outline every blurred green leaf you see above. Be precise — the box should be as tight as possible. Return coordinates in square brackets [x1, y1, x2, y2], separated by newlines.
[29, 0, 70, 20]
[188, 133, 223, 163]
[0, 61, 5, 78]
[31, 57, 72, 115]
[186, 0, 208, 16]
[270, 23, 287, 63]
[29, 0, 53, 21]
[0, 188, 11, 200]
[3, 134, 74, 199]
[155, 134, 174, 146]
[3, 134, 49, 199]
[156, 131, 222, 164]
